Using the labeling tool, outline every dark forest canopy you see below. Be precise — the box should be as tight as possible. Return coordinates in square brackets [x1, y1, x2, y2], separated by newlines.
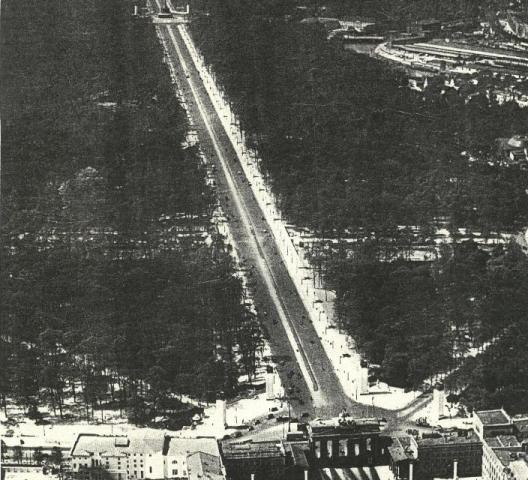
[193, 0, 506, 21]
[309, 0, 502, 21]
[0, 0, 261, 420]
[189, 0, 528, 409]
[190, 2, 528, 238]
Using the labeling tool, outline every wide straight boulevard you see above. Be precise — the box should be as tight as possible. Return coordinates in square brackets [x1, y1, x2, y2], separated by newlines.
[152, 7, 376, 419]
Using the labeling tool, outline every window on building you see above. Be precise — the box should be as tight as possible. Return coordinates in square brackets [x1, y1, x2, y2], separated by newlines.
[366, 438, 372, 452]
[149, 467, 152, 474]
[172, 470, 178, 476]
[141, 472, 144, 478]
[354, 443, 360, 456]
[339, 439, 348, 457]
[327, 440, 333, 458]
[315, 441, 321, 459]
[172, 460, 177, 464]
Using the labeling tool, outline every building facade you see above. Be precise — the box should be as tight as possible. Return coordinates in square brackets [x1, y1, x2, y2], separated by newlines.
[306, 416, 390, 469]
[69, 434, 225, 480]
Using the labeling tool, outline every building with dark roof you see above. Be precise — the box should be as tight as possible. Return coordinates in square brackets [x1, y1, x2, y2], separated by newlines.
[186, 452, 225, 480]
[513, 415, 528, 440]
[220, 441, 287, 480]
[387, 436, 417, 480]
[220, 414, 390, 479]
[389, 431, 483, 480]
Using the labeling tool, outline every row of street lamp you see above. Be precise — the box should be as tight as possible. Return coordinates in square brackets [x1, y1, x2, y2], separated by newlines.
[177, 25, 363, 395]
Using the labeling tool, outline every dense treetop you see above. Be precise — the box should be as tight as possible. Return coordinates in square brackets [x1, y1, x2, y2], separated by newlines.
[0, 0, 261, 421]
[189, 0, 528, 409]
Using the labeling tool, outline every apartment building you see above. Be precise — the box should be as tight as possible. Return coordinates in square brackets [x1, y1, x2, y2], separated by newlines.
[69, 433, 225, 480]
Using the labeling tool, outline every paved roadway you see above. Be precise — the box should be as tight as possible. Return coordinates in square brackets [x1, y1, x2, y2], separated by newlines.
[152, 16, 379, 419]
[152, 13, 439, 430]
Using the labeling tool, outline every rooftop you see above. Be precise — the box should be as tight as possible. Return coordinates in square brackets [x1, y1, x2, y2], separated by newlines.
[486, 435, 521, 449]
[417, 432, 481, 448]
[165, 437, 220, 459]
[71, 433, 165, 458]
[2, 437, 68, 450]
[283, 441, 310, 469]
[513, 417, 528, 434]
[494, 449, 522, 467]
[186, 452, 224, 480]
[388, 436, 417, 462]
[475, 409, 511, 426]
[221, 441, 284, 460]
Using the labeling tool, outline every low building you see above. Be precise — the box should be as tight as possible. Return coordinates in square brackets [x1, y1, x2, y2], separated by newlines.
[414, 432, 482, 480]
[2, 468, 59, 480]
[512, 415, 528, 440]
[1, 437, 71, 465]
[220, 441, 286, 480]
[186, 452, 224, 480]
[70, 433, 166, 480]
[388, 436, 417, 480]
[69, 434, 225, 480]
[164, 437, 223, 480]
[474, 409, 515, 440]
[389, 435, 418, 480]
